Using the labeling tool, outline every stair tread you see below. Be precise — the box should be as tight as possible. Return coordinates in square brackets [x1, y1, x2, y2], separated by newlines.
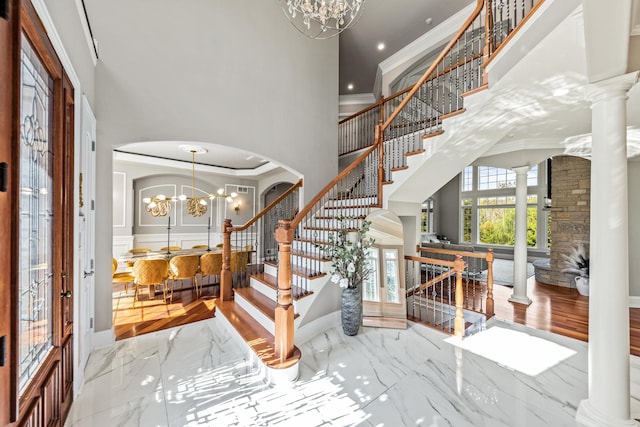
[323, 204, 373, 209]
[252, 272, 314, 300]
[291, 250, 329, 262]
[216, 299, 301, 369]
[235, 287, 300, 321]
[264, 259, 326, 279]
[422, 129, 444, 139]
[314, 215, 367, 220]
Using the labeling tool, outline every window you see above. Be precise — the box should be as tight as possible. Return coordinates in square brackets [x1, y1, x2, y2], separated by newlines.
[383, 249, 400, 303]
[363, 248, 379, 302]
[19, 34, 54, 392]
[460, 164, 547, 248]
[421, 199, 434, 233]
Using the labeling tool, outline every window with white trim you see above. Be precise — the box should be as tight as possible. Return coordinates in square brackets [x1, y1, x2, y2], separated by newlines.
[460, 163, 548, 249]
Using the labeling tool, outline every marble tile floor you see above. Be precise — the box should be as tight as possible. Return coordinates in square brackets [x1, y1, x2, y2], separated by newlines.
[65, 317, 640, 427]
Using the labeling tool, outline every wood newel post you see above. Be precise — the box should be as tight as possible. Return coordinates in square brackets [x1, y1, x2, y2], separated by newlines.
[485, 248, 495, 318]
[274, 219, 295, 362]
[221, 218, 233, 301]
[454, 254, 466, 338]
[376, 122, 384, 201]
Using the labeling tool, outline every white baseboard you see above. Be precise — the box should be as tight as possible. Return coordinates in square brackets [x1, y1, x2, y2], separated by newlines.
[629, 296, 640, 308]
[295, 310, 341, 345]
[93, 328, 115, 350]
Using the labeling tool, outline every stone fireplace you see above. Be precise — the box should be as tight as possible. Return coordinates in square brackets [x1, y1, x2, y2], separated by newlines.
[534, 155, 591, 288]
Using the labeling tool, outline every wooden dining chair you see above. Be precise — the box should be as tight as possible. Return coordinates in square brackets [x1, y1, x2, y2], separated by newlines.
[191, 244, 209, 249]
[169, 255, 200, 295]
[112, 258, 135, 294]
[160, 246, 182, 252]
[199, 252, 222, 294]
[125, 247, 152, 268]
[132, 259, 170, 306]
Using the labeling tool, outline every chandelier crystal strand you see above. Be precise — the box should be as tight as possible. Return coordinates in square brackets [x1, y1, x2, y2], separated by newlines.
[282, 0, 365, 39]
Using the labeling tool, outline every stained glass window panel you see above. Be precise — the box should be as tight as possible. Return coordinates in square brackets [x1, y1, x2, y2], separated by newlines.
[18, 33, 54, 392]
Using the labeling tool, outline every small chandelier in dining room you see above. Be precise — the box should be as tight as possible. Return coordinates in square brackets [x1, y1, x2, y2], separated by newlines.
[280, 0, 365, 39]
[142, 145, 237, 218]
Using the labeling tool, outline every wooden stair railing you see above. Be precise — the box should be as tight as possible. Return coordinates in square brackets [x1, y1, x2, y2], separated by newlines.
[339, 0, 544, 162]
[238, 0, 544, 362]
[416, 245, 495, 319]
[220, 179, 302, 300]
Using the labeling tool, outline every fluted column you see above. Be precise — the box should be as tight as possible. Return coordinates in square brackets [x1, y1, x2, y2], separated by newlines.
[509, 166, 532, 305]
[576, 71, 638, 427]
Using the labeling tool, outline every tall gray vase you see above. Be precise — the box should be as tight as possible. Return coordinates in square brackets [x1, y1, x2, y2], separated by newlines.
[341, 286, 362, 336]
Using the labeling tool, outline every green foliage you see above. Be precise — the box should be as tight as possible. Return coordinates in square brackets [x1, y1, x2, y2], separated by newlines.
[478, 207, 537, 247]
[322, 217, 375, 289]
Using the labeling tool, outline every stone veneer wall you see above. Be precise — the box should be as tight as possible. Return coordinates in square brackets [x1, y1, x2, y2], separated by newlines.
[548, 155, 591, 288]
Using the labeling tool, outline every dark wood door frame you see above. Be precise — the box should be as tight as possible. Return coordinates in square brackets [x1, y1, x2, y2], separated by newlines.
[0, 0, 75, 424]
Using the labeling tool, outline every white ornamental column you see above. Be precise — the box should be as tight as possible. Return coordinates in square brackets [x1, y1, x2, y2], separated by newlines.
[576, 71, 638, 427]
[509, 166, 532, 306]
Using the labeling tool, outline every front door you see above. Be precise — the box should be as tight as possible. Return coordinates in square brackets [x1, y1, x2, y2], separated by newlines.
[0, 1, 75, 424]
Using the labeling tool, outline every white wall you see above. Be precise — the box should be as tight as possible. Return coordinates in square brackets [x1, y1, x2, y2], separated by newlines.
[629, 160, 640, 297]
[91, 1, 339, 332]
[43, 0, 96, 105]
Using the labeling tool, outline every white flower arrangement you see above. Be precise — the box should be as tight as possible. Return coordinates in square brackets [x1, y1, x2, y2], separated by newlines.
[562, 243, 589, 278]
[322, 217, 375, 289]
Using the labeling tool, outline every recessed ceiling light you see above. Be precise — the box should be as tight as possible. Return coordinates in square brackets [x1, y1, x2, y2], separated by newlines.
[425, 17, 433, 25]
[377, 42, 385, 51]
[553, 88, 569, 97]
[347, 83, 354, 90]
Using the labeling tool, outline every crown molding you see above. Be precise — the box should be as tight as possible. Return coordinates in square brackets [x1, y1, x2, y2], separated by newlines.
[113, 151, 280, 177]
[339, 93, 377, 106]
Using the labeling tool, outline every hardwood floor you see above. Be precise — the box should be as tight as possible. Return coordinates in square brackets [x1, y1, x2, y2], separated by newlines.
[112, 281, 218, 340]
[112, 276, 640, 357]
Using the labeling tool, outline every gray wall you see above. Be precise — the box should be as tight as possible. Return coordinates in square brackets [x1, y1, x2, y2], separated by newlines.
[113, 160, 259, 236]
[437, 174, 461, 243]
[90, 1, 339, 332]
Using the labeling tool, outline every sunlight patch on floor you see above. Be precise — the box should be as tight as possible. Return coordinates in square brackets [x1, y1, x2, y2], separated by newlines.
[445, 326, 576, 376]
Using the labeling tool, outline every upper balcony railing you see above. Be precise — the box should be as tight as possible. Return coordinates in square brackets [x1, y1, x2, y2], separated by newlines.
[339, 0, 542, 156]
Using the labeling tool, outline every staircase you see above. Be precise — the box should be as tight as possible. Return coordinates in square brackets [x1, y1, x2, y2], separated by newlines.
[216, 0, 547, 384]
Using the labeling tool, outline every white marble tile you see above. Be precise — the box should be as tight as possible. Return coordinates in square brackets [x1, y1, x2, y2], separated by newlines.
[71, 329, 165, 417]
[157, 318, 246, 376]
[65, 393, 166, 427]
[68, 316, 640, 427]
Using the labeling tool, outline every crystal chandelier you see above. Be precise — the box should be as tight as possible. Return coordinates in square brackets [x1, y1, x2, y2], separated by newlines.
[142, 145, 237, 218]
[281, 0, 365, 39]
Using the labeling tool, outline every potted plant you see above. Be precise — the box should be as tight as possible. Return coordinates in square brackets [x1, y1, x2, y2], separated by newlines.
[562, 243, 589, 296]
[322, 217, 375, 335]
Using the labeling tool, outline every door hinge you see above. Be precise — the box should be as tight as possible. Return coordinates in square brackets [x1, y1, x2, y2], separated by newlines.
[0, 336, 5, 366]
[90, 318, 93, 329]
[1, 1, 9, 21]
[0, 162, 7, 192]
[91, 200, 95, 210]
[91, 140, 96, 152]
